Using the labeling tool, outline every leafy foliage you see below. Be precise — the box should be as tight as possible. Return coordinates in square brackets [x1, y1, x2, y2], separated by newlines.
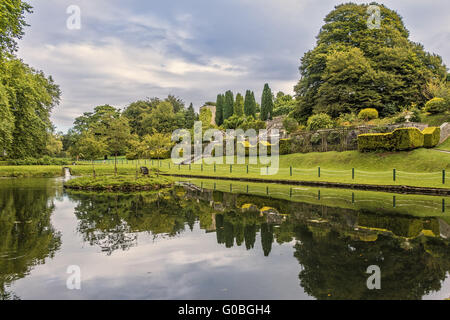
[293, 3, 447, 123]
[358, 108, 379, 121]
[425, 97, 448, 114]
[306, 113, 334, 131]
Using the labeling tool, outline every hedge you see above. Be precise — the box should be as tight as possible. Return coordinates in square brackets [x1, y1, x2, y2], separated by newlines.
[358, 127, 424, 152]
[422, 127, 440, 148]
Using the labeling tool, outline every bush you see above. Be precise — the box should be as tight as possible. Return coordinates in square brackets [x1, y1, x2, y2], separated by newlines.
[310, 133, 322, 145]
[358, 127, 424, 152]
[425, 98, 448, 114]
[306, 113, 334, 131]
[6, 157, 71, 166]
[282, 117, 299, 133]
[279, 139, 292, 155]
[422, 127, 440, 148]
[358, 108, 379, 121]
[326, 131, 341, 144]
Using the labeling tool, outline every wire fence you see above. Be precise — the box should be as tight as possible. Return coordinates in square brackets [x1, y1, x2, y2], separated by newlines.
[77, 159, 447, 186]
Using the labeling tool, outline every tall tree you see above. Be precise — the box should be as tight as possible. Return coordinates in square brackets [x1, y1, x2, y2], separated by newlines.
[260, 83, 274, 121]
[74, 131, 108, 177]
[1, 58, 60, 158]
[223, 90, 234, 121]
[165, 95, 185, 113]
[234, 93, 244, 116]
[0, 0, 32, 54]
[0, 83, 14, 156]
[185, 103, 196, 128]
[215, 94, 224, 126]
[244, 90, 256, 117]
[122, 98, 160, 136]
[293, 3, 447, 122]
[105, 117, 132, 176]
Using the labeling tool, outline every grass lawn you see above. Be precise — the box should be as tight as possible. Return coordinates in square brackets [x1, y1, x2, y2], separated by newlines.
[152, 148, 449, 189]
[436, 138, 450, 151]
[1, 148, 448, 189]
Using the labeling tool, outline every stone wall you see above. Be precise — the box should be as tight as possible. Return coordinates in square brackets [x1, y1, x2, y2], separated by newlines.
[440, 122, 450, 143]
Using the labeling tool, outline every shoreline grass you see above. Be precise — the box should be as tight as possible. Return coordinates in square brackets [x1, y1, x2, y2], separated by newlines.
[64, 175, 173, 191]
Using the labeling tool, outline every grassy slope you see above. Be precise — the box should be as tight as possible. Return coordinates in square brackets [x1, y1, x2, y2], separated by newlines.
[436, 138, 450, 151]
[155, 148, 449, 188]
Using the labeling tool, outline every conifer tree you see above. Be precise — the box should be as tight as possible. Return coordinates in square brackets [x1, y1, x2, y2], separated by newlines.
[215, 94, 224, 126]
[223, 90, 234, 121]
[234, 93, 244, 117]
[260, 83, 274, 121]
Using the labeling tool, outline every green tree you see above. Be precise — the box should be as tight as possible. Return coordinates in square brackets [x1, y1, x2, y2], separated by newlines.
[140, 133, 173, 161]
[0, 83, 14, 156]
[260, 83, 274, 121]
[293, 3, 447, 122]
[165, 95, 185, 113]
[273, 92, 296, 117]
[1, 58, 61, 158]
[141, 101, 185, 135]
[45, 132, 63, 157]
[122, 98, 160, 136]
[0, 0, 32, 54]
[244, 90, 256, 117]
[223, 90, 234, 120]
[105, 117, 133, 176]
[215, 94, 224, 126]
[234, 93, 244, 116]
[185, 103, 196, 128]
[74, 131, 108, 177]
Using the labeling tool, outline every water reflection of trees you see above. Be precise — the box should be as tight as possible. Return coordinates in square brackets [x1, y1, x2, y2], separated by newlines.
[0, 179, 61, 300]
[68, 189, 215, 255]
[67, 185, 450, 299]
[294, 226, 450, 300]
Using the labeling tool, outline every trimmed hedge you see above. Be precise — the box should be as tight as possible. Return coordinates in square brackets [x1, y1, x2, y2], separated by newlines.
[422, 127, 440, 148]
[358, 127, 424, 152]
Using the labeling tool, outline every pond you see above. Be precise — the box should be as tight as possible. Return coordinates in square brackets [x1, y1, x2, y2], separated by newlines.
[0, 177, 449, 300]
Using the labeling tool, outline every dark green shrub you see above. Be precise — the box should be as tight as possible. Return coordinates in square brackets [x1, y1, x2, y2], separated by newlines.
[279, 139, 292, 155]
[282, 117, 299, 133]
[310, 133, 322, 145]
[326, 131, 341, 144]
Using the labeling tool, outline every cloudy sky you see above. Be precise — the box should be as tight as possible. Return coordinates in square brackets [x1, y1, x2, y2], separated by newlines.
[17, 0, 450, 132]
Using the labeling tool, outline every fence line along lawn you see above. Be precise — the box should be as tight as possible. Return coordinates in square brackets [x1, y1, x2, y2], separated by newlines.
[145, 149, 449, 189]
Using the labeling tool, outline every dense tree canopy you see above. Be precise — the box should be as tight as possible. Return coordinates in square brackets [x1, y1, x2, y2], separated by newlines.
[293, 2, 447, 123]
[0, 0, 32, 54]
[1, 58, 60, 158]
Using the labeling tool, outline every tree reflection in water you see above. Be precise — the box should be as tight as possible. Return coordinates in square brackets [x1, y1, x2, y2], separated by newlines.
[66, 184, 450, 300]
[0, 179, 61, 300]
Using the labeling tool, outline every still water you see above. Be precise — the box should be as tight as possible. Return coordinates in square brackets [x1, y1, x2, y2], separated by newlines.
[0, 177, 449, 300]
